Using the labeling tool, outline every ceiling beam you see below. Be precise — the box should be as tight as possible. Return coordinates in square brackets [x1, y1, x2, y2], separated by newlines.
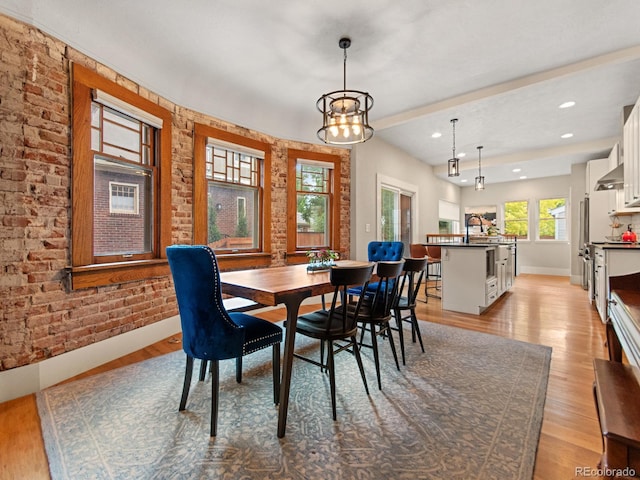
[375, 45, 640, 131]
[432, 136, 619, 176]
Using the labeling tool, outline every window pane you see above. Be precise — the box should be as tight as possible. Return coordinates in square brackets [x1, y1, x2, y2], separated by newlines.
[297, 164, 329, 193]
[381, 187, 398, 241]
[297, 193, 328, 248]
[504, 201, 529, 239]
[103, 119, 140, 153]
[94, 156, 153, 255]
[207, 183, 258, 250]
[110, 182, 138, 214]
[538, 198, 567, 240]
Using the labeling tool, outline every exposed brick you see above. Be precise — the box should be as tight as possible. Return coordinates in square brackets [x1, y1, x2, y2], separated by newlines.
[0, 12, 351, 376]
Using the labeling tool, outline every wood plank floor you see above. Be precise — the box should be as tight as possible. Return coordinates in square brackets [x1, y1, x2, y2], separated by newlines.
[0, 274, 611, 479]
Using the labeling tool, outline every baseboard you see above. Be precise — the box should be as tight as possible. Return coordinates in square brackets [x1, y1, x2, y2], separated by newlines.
[518, 266, 571, 276]
[0, 315, 181, 403]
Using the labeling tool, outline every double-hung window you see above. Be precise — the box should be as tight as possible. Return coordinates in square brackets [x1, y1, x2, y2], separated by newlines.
[537, 197, 567, 241]
[504, 200, 529, 240]
[70, 64, 172, 289]
[287, 150, 341, 258]
[193, 124, 271, 268]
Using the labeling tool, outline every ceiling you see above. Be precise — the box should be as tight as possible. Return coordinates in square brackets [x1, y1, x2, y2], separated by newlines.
[3, 0, 640, 185]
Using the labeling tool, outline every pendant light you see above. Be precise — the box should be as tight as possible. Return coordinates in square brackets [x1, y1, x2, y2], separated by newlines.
[317, 37, 374, 145]
[447, 118, 460, 177]
[475, 145, 485, 190]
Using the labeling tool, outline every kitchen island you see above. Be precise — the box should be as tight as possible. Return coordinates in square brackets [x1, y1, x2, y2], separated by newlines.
[426, 241, 516, 315]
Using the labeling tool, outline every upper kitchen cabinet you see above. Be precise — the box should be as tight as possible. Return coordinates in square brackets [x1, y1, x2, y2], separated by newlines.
[624, 98, 640, 208]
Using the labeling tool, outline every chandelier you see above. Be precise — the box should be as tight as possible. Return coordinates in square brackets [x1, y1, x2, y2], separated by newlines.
[475, 145, 485, 190]
[447, 119, 460, 177]
[317, 37, 374, 145]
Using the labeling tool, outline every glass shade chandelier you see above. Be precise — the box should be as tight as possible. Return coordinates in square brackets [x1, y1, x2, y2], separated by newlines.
[475, 145, 485, 190]
[317, 37, 374, 145]
[447, 118, 460, 177]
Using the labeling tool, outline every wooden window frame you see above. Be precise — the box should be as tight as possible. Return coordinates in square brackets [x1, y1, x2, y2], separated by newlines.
[69, 63, 172, 289]
[193, 123, 272, 270]
[286, 149, 341, 264]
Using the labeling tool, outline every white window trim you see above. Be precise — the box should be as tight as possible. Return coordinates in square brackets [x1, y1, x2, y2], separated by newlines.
[109, 181, 139, 215]
[376, 174, 419, 243]
[535, 197, 568, 242]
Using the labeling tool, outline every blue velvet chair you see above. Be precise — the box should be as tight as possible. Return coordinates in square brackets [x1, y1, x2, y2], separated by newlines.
[166, 245, 283, 437]
[349, 241, 405, 298]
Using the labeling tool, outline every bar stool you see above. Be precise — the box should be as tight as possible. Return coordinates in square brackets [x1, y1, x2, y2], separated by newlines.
[425, 245, 442, 299]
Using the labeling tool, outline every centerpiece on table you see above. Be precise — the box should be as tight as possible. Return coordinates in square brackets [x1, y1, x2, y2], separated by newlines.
[306, 249, 339, 272]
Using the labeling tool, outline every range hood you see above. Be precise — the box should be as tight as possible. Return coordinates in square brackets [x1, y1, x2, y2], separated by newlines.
[595, 163, 624, 191]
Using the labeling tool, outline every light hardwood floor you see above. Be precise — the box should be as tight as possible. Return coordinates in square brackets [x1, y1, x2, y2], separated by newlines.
[0, 274, 611, 479]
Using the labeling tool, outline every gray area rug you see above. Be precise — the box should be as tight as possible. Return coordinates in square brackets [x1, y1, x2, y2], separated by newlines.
[37, 321, 551, 480]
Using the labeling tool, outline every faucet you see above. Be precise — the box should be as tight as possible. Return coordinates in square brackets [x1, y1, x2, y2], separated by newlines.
[465, 214, 484, 243]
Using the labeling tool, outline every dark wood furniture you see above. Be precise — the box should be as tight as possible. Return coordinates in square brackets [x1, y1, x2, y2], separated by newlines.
[219, 260, 368, 438]
[593, 271, 640, 475]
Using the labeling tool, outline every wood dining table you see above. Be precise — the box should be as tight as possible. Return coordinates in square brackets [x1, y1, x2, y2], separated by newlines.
[219, 260, 368, 437]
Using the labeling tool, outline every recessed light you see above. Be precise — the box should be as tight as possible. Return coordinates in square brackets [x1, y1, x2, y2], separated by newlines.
[559, 101, 575, 109]
[458, 152, 466, 158]
[561, 133, 573, 139]
[460, 179, 468, 183]
[432, 132, 442, 138]
[520, 175, 527, 179]
[512, 168, 521, 173]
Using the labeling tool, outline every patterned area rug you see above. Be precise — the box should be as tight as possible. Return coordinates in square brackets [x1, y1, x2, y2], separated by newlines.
[37, 321, 551, 480]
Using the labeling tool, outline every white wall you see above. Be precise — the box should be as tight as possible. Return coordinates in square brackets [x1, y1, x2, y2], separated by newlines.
[351, 137, 461, 261]
[461, 175, 572, 276]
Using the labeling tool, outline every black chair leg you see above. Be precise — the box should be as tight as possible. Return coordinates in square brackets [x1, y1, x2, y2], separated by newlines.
[236, 356, 242, 383]
[199, 359, 208, 381]
[211, 360, 219, 437]
[272, 344, 280, 405]
[351, 335, 370, 395]
[394, 308, 406, 366]
[370, 324, 382, 390]
[180, 355, 194, 411]
[328, 341, 337, 421]
[411, 309, 425, 353]
[385, 324, 401, 371]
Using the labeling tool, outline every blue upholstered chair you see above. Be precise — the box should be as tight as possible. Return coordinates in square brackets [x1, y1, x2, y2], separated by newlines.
[367, 241, 405, 262]
[349, 241, 405, 298]
[166, 245, 283, 437]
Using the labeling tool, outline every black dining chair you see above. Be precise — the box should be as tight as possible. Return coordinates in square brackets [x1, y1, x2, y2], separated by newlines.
[166, 245, 283, 437]
[357, 260, 405, 390]
[392, 257, 428, 365]
[289, 262, 375, 420]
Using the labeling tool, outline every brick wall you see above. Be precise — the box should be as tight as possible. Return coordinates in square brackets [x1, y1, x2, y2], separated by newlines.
[0, 13, 351, 372]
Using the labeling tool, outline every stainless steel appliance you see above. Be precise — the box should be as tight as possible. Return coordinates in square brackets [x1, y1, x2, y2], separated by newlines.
[578, 196, 595, 298]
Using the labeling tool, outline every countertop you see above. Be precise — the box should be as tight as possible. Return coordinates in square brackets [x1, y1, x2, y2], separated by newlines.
[424, 241, 515, 248]
[591, 242, 640, 250]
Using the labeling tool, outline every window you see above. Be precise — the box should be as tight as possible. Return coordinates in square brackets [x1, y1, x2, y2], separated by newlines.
[297, 162, 331, 248]
[70, 64, 172, 289]
[287, 150, 341, 258]
[205, 142, 260, 250]
[193, 124, 271, 269]
[439, 200, 460, 234]
[109, 182, 138, 215]
[504, 200, 529, 239]
[538, 197, 567, 241]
